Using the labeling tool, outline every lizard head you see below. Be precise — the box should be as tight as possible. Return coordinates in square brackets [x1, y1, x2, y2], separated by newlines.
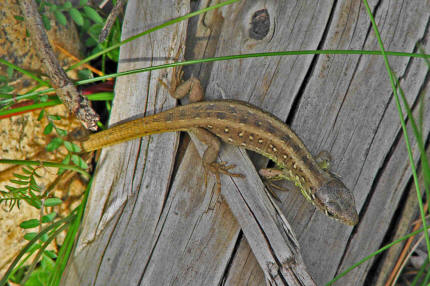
[313, 179, 359, 226]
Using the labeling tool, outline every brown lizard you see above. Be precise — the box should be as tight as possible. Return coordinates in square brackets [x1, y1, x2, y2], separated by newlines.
[77, 77, 359, 226]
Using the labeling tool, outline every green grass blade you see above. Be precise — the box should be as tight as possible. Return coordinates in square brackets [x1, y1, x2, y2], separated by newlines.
[0, 159, 90, 177]
[362, 0, 430, 261]
[326, 227, 427, 285]
[68, 0, 241, 70]
[1, 49, 429, 108]
[48, 177, 92, 286]
[0, 215, 75, 286]
[0, 58, 49, 86]
[19, 223, 70, 285]
[410, 257, 429, 286]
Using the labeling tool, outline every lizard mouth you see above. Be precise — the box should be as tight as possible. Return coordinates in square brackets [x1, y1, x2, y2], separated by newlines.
[324, 205, 359, 226]
[315, 180, 359, 226]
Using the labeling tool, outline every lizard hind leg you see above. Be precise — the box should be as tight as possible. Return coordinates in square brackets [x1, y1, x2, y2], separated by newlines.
[190, 128, 244, 193]
[204, 162, 244, 193]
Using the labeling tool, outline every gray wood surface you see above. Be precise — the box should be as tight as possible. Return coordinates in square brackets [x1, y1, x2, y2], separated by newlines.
[61, 0, 430, 285]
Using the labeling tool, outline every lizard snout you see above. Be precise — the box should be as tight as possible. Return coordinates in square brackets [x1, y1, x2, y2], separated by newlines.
[315, 179, 359, 226]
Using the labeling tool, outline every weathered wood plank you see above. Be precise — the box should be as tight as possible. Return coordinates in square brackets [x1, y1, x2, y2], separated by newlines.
[371, 173, 422, 285]
[196, 0, 430, 284]
[333, 57, 430, 284]
[61, 0, 430, 285]
[284, 0, 430, 284]
[224, 236, 266, 286]
[131, 142, 240, 285]
[64, 0, 321, 285]
[62, 0, 189, 284]
[201, 0, 338, 283]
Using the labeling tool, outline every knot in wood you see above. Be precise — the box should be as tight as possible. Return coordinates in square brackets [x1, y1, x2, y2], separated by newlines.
[249, 9, 270, 40]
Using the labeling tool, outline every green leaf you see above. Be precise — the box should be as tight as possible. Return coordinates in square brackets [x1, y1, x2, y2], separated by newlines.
[40, 94, 49, 102]
[62, 1, 72, 9]
[64, 141, 81, 153]
[77, 69, 93, 80]
[5, 185, 27, 192]
[40, 233, 49, 242]
[41, 252, 56, 268]
[13, 173, 30, 180]
[41, 212, 57, 223]
[25, 269, 50, 286]
[10, 179, 28, 185]
[56, 127, 68, 137]
[81, 17, 91, 30]
[43, 122, 54, 135]
[24, 232, 38, 241]
[71, 154, 88, 169]
[27, 242, 41, 253]
[30, 183, 41, 192]
[48, 3, 57, 11]
[54, 10, 67, 26]
[44, 197, 62, 207]
[26, 198, 42, 209]
[88, 23, 103, 38]
[83, 6, 103, 23]
[14, 15, 24, 21]
[24, 232, 37, 240]
[7, 66, 13, 78]
[20, 219, 40, 229]
[0, 85, 14, 94]
[106, 21, 121, 62]
[41, 14, 51, 30]
[58, 154, 70, 175]
[84, 37, 97, 47]
[79, 0, 88, 5]
[28, 187, 39, 198]
[44, 249, 57, 259]
[32, 169, 41, 178]
[38, 109, 45, 121]
[48, 114, 62, 120]
[70, 8, 84, 26]
[45, 137, 63, 152]
[22, 166, 34, 174]
[62, 154, 71, 164]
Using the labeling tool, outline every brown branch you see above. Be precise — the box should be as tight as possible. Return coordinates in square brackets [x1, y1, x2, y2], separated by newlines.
[98, 0, 127, 43]
[19, 0, 99, 131]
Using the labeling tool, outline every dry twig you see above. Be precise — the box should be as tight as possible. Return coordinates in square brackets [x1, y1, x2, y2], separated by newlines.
[19, 0, 100, 131]
[98, 0, 127, 43]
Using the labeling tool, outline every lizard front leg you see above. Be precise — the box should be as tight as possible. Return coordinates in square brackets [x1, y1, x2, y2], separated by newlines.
[172, 76, 204, 103]
[258, 151, 335, 199]
[161, 66, 204, 103]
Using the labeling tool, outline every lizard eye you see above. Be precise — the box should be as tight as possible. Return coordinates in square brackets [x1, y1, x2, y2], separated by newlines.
[325, 202, 342, 217]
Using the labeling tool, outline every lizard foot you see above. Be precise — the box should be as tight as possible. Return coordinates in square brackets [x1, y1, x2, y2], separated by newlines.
[203, 161, 244, 193]
[316, 151, 331, 171]
[262, 180, 287, 202]
[259, 168, 290, 202]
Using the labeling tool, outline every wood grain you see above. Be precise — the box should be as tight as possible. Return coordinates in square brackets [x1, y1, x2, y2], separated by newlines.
[61, 0, 430, 285]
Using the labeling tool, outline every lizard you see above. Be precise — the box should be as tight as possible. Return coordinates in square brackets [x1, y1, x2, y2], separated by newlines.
[76, 76, 359, 226]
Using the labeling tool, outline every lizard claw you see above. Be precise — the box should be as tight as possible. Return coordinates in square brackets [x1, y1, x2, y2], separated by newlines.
[316, 151, 332, 171]
[203, 161, 244, 193]
[207, 161, 244, 178]
[262, 180, 286, 202]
